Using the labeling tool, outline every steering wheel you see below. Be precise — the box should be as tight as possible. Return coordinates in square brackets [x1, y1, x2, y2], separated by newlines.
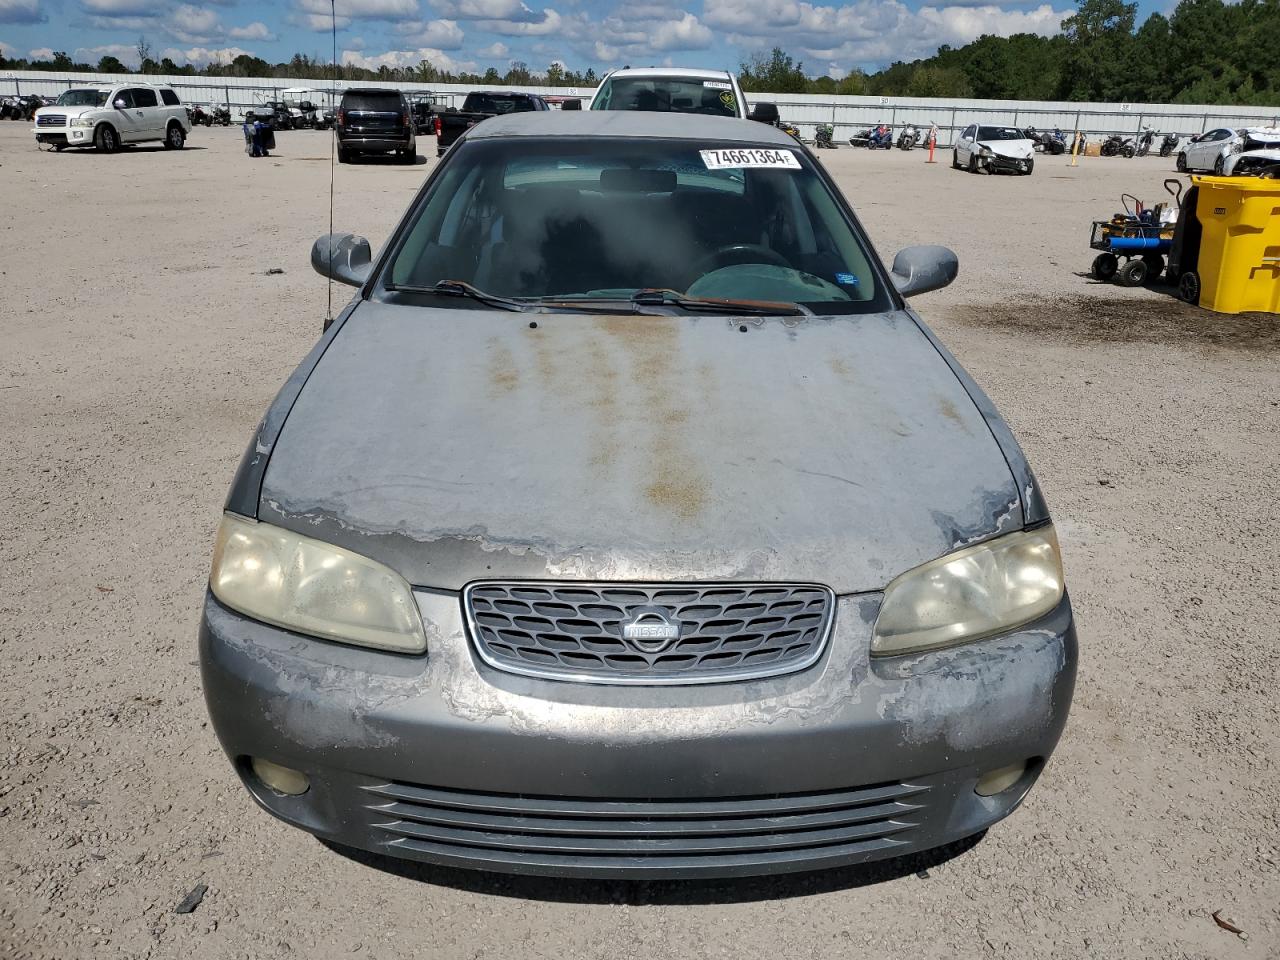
[687, 244, 789, 283]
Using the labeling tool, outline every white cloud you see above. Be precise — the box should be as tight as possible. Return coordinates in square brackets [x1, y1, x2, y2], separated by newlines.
[341, 44, 474, 72]
[394, 17, 464, 48]
[160, 44, 253, 65]
[166, 2, 220, 42]
[475, 6, 567, 35]
[0, 39, 13, 56]
[73, 42, 140, 67]
[228, 20, 275, 40]
[294, 12, 352, 29]
[0, 0, 42, 24]
[430, 0, 538, 20]
[80, 0, 158, 13]
[706, 0, 1067, 67]
[28, 45, 53, 57]
[649, 12, 712, 50]
[295, 0, 419, 20]
[476, 40, 508, 57]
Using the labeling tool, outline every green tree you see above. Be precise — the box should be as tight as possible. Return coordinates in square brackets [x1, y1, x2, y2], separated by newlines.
[739, 47, 809, 93]
[97, 55, 128, 73]
[1057, 0, 1138, 100]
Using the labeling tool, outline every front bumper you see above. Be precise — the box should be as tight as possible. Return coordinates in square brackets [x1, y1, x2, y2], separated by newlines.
[35, 128, 92, 147]
[983, 152, 1032, 173]
[200, 589, 1076, 879]
[338, 134, 412, 153]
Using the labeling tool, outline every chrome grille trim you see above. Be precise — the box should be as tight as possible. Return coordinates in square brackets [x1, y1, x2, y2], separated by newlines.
[463, 580, 836, 686]
[37, 114, 66, 126]
[363, 779, 928, 868]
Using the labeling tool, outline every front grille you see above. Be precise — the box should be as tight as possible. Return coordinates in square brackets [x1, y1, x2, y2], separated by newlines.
[37, 114, 66, 127]
[464, 581, 835, 685]
[364, 780, 927, 874]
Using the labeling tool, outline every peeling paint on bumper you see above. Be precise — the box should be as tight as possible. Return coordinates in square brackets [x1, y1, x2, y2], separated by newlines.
[199, 590, 1076, 879]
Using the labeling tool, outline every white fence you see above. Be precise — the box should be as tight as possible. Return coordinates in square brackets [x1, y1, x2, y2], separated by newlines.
[5, 69, 1279, 146]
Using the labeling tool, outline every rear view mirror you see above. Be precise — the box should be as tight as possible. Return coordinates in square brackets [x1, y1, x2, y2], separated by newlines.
[562, 98, 582, 111]
[311, 233, 373, 287]
[891, 245, 959, 298]
[749, 102, 779, 125]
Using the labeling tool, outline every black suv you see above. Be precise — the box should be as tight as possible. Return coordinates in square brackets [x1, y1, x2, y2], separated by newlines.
[337, 88, 416, 164]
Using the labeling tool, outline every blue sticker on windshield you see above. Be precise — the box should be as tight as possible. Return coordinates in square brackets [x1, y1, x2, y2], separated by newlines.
[836, 272, 859, 285]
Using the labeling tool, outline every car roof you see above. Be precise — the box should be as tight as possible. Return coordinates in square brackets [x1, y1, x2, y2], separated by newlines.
[467, 110, 792, 145]
[605, 67, 733, 81]
[342, 88, 401, 96]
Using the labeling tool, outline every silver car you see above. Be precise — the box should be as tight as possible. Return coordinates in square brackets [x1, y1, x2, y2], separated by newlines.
[200, 111, 1076, 879]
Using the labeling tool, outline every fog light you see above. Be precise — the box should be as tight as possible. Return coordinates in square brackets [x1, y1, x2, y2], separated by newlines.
[250, 757, 310, 796]
[975, 762, 1027, 797]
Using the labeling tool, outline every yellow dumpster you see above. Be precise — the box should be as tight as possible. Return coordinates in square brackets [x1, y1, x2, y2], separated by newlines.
[1190, 175, 1280, 314]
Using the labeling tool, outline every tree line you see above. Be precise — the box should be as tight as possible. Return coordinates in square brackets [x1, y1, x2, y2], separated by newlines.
[3, 0, 1278, 106]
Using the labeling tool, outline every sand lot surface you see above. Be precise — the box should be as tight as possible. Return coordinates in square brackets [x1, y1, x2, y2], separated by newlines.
[1, 124, 1277, 960]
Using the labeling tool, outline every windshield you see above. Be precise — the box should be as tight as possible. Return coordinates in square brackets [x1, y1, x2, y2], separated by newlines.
[382, 138, 889, 314]
[343, 93, 399, 112]
[594, 76, 739, 118]
[466, 93, 537, 114]
[977, 126, 1026, 141]
[57, 89, 109, 107]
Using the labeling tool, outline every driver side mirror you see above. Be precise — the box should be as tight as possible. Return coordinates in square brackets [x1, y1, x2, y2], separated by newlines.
[113, 99, 126, 109]
[311, 233, 373, 287]
[891, 245, 959, 298]
[749, 102, 779, 125]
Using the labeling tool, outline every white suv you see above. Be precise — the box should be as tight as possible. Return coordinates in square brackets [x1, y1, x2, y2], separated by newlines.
[590, 67, 748, 120]
[33, 84, 191, 153]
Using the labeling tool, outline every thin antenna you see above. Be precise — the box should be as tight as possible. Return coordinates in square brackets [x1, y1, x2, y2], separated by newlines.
[326, 0, 337, 324]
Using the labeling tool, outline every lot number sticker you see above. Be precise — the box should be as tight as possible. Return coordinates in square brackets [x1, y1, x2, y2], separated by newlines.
[701, 148, 801, 170]
[703, 80, 732, 90]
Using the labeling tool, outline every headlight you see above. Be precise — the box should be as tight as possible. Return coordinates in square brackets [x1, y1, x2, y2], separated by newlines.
[70, 118, 95, 127]
[209, 513, 426, 653]
[872, 526, 1064, 657]
[978, 145, 992, 156]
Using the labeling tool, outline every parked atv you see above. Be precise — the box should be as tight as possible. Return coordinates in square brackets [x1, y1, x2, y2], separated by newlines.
[814, 123, 835, 149]
[190, 105, 212, 127]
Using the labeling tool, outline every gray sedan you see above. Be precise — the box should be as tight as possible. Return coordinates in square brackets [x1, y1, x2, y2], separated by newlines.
[200, 111, 1076, 879]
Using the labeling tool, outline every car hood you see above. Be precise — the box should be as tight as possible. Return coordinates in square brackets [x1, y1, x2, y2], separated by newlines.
[980, 139, 1035, 159]
[35, 105, 96, 119]
[259, 302, 1023, 593]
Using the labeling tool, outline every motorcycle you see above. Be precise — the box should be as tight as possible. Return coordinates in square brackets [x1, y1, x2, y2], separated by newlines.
[848, 125, 893, 149]
[779, 120, 803, 143]
[1135, 127, 1155, 157]
[189, 105, 212, 127]
[1040, 129, 1067, 155]
[896, 124, 919, 150]
[814, 123, 835, 150]
[1158, 133, 1179, 158]
[1101, 134, 1135, 158]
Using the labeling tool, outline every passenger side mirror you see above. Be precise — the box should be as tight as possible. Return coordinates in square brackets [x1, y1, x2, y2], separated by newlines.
[561, 98, 582, 111]
[891, 245, 959, 298]
[311, 233, 373, 287]
[749, 102, 779, 125]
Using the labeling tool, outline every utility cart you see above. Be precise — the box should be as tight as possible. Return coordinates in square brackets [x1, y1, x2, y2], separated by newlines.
[1089, 180, 1183, 286]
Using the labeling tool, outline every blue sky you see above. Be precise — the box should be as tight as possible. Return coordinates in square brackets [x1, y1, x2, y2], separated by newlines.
[0, 0, 1168, 78]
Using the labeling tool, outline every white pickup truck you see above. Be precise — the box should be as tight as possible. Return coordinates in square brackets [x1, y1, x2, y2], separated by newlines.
[33, 83, 191, 153]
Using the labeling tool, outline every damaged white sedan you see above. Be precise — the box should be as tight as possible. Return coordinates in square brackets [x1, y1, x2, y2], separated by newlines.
[952, 124, 1036, 175]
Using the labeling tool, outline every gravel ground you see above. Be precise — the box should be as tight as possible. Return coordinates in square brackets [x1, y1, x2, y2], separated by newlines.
[1, 124, 1277, 960]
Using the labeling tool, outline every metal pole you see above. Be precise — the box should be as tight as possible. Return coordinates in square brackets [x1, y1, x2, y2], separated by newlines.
[950, 106, 956, 146]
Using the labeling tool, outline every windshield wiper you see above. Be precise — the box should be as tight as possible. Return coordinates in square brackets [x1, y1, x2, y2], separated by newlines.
[629, 289, 811, 316]
[386, 279, 531, 312]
